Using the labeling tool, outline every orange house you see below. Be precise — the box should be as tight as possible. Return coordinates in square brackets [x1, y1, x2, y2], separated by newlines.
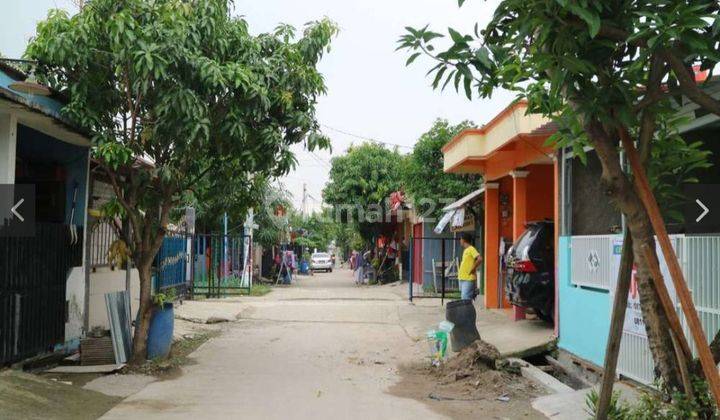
[442, 100, 558, 320]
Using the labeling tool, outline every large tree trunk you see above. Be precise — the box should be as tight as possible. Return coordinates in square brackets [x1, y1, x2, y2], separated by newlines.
[130, 259, 154, 364]
[587, 120, 685, 391]
[127, 201, 172, 365]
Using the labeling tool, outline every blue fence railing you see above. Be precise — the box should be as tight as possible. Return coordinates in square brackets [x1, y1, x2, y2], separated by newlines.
[153, 233, 188, 292]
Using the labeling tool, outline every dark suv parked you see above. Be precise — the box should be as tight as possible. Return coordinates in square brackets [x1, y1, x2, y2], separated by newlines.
[504, 220, 554, 322]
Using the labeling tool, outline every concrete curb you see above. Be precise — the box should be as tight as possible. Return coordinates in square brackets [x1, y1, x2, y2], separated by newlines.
[507, 357, 574, 394]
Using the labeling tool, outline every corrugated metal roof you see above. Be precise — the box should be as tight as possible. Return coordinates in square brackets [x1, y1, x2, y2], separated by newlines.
[0, 62, 89, 140]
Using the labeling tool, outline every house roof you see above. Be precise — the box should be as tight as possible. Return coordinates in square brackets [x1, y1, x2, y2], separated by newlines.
[441, 101, 555, 177]
[0, 61, 90, 146]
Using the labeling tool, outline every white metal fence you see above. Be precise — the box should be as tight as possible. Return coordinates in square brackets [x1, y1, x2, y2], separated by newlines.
[568, 234, 720, 386]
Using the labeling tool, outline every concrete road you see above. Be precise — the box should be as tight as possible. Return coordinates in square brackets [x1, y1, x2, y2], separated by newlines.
[102, 270, 446, 419]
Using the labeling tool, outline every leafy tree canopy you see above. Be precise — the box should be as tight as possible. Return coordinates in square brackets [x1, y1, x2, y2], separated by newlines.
[290, 210, 338, 254]
[26, 0, 337, 362]
[323, 142, 403, 244]
[253, 183, 293, 248]
[402, 119, 480, 219]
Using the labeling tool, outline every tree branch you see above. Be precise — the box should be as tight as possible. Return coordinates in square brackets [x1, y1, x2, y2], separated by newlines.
[638, 54, 665, 163]
[663, 50, 720, 117]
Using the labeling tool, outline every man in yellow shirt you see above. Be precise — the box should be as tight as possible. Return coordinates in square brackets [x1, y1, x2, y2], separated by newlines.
[458, 233, 482, 300]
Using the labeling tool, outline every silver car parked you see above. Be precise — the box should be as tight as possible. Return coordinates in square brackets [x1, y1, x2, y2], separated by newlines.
[310, 252, 333, 273]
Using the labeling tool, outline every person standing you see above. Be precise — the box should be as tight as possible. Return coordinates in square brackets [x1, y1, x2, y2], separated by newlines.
[282, 250, 295, 285]
[458, 233, 482, 300]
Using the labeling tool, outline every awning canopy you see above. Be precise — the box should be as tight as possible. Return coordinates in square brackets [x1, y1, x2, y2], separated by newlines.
[442, 187, 485, 212]
[434, 187, 484, 233]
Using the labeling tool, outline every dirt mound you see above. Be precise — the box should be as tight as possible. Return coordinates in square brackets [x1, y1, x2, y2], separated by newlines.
[441, 339, 501, 375]
[390, 338, 544, 411]
[431, 339, 527, 395]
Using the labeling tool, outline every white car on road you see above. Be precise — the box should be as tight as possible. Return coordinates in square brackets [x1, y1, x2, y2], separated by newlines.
[310, 252, 333, 273]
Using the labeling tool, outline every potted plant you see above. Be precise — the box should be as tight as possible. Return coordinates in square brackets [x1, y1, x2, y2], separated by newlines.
[146, 288, 176, 359]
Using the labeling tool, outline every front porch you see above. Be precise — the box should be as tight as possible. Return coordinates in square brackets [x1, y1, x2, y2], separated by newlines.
[441, 100, 558, 323]
[0, 62, 91, 364]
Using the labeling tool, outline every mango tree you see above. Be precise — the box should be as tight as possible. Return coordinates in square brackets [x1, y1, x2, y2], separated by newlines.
[27, 0, 336, 363]
[401, 118, 481, 234]
[399, 0, 720, 399]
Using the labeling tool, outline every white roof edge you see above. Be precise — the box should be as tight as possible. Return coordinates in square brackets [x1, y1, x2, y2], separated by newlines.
[441, 187, 485, 212]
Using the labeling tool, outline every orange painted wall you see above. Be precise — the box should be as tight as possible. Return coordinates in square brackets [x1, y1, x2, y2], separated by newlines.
[484, 186, 501, 309]
[512, 175, 528, 240]
[526, 164, 555, 221]
[498, 176, 513, 241]
[484, 168, 553, 309]
[478, 164, 555, 311]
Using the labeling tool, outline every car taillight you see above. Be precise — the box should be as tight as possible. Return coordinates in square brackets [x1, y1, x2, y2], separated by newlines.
[513, 260, 537, 272]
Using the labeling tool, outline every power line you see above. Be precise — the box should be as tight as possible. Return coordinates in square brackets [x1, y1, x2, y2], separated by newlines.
[308, 151, 332, 169]
[321, 124, 413, 150]
[306, 193, 322, 203]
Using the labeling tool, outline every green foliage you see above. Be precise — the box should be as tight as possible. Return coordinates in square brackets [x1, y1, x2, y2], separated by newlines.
[27, 0, 337, 358]
[397, 0, 720, 160]
[254, 183, 293, 248]
[28, 0, 337, 242]
[152, 288, 176, 308]
[245, 284, 272, 297]
[648, 115, 713, 223]
[585, 376, 718, 419]
[585, 389, 631, 419]
[347, 229, 366, 251]
[323, 142, 403, 244]
[401, 119, 480, 219]
[290, 210, 338, 252]
[183, 175, 271, 233]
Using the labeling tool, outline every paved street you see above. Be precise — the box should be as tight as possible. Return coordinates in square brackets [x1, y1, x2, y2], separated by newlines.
[102, 270, 446, 419]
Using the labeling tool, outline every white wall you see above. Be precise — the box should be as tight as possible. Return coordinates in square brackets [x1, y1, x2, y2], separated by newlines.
[88, 267, 140, 331]
[0, 112, 17, 228]
[0, 112, 17, 184]
[64, 267, 85, 350]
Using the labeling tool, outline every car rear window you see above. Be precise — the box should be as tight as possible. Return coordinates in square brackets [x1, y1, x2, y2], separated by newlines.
[313, 253, 330, 258]
[514, 225, 541, 253]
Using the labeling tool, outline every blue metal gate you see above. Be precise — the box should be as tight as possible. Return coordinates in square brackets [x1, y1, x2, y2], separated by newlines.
[153, 232, 189, 297]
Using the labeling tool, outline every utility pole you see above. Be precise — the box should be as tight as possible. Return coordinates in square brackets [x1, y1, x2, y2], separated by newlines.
[302, 183, 307, 218]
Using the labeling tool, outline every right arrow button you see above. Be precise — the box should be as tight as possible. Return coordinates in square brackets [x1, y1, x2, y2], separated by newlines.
[696, 199, 710, 223]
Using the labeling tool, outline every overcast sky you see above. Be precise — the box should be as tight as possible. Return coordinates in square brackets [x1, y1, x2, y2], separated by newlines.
[2, 0, 513, 213]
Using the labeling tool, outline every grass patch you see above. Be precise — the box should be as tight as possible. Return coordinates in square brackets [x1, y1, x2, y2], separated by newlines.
[192, 276, 272, 297]
[193, 283, 272, 298]
[123, 330, 220, 379]
[243, 284, 271, 296]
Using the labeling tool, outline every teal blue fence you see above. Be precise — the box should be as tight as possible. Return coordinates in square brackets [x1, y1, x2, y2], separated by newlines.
[153, 233, 188, 294]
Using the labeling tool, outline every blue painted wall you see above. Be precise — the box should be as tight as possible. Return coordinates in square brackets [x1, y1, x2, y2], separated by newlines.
[557, 235, 612, 366]
[16, 124, 89, 226]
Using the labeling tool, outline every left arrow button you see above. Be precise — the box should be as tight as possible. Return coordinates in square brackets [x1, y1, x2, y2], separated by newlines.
[11, 198, 24, 222]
